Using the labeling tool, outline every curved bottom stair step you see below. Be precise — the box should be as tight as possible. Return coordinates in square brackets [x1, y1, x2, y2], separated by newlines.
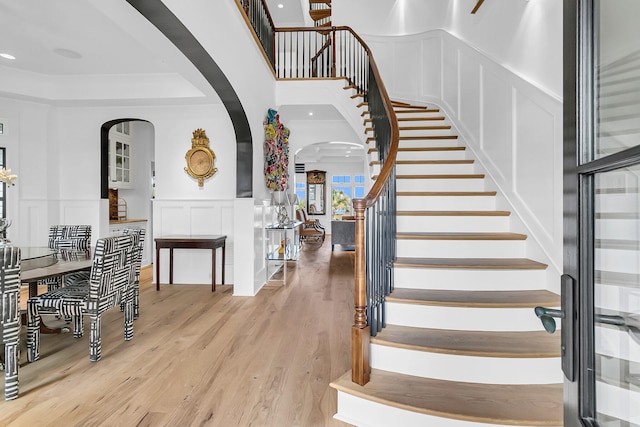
[330, 369, 563, 426]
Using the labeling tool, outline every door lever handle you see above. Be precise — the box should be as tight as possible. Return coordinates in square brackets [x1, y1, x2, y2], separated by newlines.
[596, 313, 640, 344]
[535, 306, 564, 333]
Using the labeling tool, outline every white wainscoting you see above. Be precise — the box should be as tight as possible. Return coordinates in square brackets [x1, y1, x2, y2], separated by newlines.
[365, 29, 563, 287]
[153, 199, 235, 289]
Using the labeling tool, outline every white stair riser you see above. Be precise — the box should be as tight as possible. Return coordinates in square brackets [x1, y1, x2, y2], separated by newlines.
[394, 268, 547, 290]
[396, 239, 525, 258]
[396, 178, 486, 192]
[370, 345, 563, 384]
[596, 218, 639, 239]
[395, 150, 469, 161]
[369, 128, 455, 137]
[386, 303, 553, 331]
[393, 111, 444, 119]
[397, 195, 496, 211]
[398, 139, 463, 148]
[397, 215, 509, 232]
[335, 392, 558, 427]
[396, 163, 476, 175]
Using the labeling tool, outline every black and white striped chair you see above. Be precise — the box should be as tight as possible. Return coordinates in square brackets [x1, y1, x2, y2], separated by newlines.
[41, 225, 92, 291]
[27, 235, 136, 363]
[0, 246, 20, 400]
[122, 227, 145, 319]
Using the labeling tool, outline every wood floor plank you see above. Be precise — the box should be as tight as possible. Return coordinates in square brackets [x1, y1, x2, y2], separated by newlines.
[1, 240, 353, 426]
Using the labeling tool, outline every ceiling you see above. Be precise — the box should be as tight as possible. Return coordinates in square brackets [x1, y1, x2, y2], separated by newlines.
[0, 0, 360, 162]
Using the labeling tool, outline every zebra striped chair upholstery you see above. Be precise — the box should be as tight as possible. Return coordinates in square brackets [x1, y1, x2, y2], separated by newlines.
[0, 246, 20, 400]
[41, 225, 92, 291]
[122, 227, 145, 319]
[27, 235, 136, 363]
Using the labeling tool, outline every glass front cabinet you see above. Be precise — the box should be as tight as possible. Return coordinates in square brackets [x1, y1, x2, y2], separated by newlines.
[109, 122, 133, 189]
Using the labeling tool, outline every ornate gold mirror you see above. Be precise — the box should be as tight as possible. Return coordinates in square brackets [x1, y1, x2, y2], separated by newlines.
[306, 170, 325, 215]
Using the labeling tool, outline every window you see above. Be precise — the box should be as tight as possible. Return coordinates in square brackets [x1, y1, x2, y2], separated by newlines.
[295, 181, 306, 209]
[331, 174, 365, 219]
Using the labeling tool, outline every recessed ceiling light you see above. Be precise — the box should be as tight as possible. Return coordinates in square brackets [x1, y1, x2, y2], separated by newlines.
[308, 112, 313, 116]
[0, 53, 16, 60]
[53, 48, 83, 59]
[278, 4, 284, 8]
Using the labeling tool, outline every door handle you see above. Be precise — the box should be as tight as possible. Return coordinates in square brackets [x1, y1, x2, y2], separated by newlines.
[534, 274, 576, 382]
[596, 313, 640, 344]
[534, 306, 564, 333]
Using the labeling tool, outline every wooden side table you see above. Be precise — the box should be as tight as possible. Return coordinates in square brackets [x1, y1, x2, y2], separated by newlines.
[154, 235, 227, 291]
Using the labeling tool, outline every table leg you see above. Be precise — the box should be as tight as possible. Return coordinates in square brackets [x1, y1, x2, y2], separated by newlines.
[221, 243, 225, 285]
[211, 248, 216, 292]
[169, 248, 174, 284]
[156, 246, 161, 291]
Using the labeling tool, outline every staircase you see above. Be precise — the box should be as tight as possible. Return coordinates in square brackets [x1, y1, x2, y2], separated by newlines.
[331, 100, 564, 426]
[309, 0, 331, 27]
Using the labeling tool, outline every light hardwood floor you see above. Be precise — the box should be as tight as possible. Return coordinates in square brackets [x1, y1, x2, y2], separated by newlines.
[2, 239, 354, 426]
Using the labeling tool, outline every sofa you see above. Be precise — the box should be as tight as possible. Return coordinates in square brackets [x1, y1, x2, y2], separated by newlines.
[331, 220, 355, 251]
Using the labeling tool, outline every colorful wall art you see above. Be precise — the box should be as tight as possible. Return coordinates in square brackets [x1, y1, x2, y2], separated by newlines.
[263, 108, 290, 191]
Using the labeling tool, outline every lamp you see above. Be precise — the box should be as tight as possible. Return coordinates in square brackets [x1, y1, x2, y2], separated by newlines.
[271, 190, 290, 225]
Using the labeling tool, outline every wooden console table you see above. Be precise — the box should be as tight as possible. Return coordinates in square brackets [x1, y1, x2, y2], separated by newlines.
[154, 235, 227, 292]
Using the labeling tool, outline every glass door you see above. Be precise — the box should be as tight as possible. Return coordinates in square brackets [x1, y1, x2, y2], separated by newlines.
[566, 0, 640, 423]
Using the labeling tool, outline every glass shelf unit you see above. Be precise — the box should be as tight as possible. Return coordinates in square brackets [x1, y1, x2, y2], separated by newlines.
[265, 221, 302, 285]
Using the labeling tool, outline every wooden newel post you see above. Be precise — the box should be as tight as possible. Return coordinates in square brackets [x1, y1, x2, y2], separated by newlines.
[351, 199, 370, 385]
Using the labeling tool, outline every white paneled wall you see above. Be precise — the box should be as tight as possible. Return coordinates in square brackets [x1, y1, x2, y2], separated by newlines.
[365, 30, 563, 284]
[153, 199, 235, 287]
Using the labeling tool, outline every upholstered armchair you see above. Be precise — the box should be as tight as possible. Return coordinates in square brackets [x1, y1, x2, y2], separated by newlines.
[40, 225, 92, 291]
[296, 208, 325, 245]
[122, 227, 145, 319]
[0, 246, 20, 400]
[27, 235, 137, 363]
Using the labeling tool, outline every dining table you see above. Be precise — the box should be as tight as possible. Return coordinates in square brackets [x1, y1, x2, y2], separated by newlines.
[20, 247, 93, 333]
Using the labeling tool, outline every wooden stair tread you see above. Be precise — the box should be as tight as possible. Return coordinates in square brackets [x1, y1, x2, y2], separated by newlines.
[388, 288, 559, 308]
[394, 257, 548, 269]
[373, 324, 561, 357]
[309, 9, 331, 20]
[397, 191, 497, 196]
[397, 210, 510, 216]
[396, 174, 484, 179]
[365, 117, 446, 125]
[394, 108, 440, 113]
[330, 370, 563, 426]
[397, 231, 526, 240]
[372, 160, 474, 165]
[400, 135, 458, 140]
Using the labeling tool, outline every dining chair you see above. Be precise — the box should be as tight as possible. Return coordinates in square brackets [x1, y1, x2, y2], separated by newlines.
[0, 246, 20, 400]
[122, 227, 145, 319]
[27, 235, 136, 363]
[41, 225, 92, 291]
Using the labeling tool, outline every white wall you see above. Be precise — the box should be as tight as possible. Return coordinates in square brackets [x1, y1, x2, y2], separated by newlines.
[333, 0, 562, 98]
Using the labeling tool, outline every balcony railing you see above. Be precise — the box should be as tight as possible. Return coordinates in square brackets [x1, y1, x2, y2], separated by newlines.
[236, 0, 398, 386]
